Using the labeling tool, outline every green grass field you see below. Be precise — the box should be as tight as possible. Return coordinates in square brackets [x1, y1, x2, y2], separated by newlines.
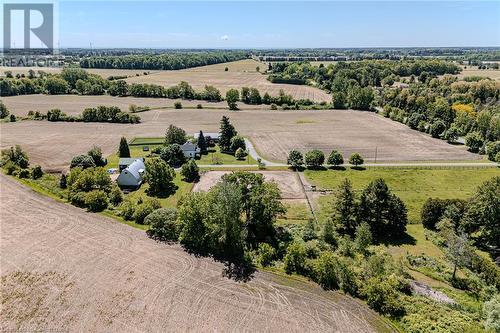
[106, 145, 161, 169]
[305, 167, 499, 223]
[124, 172, 193, 209]
[197, 146, 257, 165]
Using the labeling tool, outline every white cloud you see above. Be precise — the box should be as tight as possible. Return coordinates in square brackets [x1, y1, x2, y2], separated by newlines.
[220, 35, 229, 41]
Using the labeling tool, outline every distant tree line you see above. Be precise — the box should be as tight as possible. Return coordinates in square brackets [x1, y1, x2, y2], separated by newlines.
[79, 51, 249, 70]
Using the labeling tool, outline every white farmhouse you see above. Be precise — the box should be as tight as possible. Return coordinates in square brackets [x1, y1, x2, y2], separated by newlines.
[180, 142, 200, 159]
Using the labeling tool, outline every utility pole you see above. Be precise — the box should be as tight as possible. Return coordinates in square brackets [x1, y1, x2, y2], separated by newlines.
[374, 146, 378, 164]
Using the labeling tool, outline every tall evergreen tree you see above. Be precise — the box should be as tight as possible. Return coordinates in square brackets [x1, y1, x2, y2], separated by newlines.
[118, 137, 130, 158]
[219, 116, 237, 152]
[198, 130, 207, 154]
[330, 178, 358, 236]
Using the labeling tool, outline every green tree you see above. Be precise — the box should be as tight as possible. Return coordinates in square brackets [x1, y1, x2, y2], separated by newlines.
[305, 150, 325, 168]
[348, 153, 364, 167]
[465, 131, 484, 153]
[84, 190, 109, 212]
[60, 173, 67, 189]
[165, 124, 187, 145]
[178, 192, 210, 251]
[31, 165, 43, 180]
[348, 86, 374, 110]
[0, 101, 9, 119]
[70, 154, 96, 169]
[159, 144, 186, 167]
[429, 120, 446, 138]
[226, 88, 240, 110]
[287, 150, 304, 170]
[235, 148, 246, 160]
[144, 158, 175, 196]
[145, 208, 179, 241]
[118, 137, 130, 158]
[463, 176, 500, 247]
[327, 150, 344, 167]
[180, 159, 199, 182]
[354, 222, 372, 254]
[330, 178, 358, 236]
[358, 179, 408, 240]
[445, 232, 473, 280]
[87, 146, 105, 167]
[133, 199, 161, 224]
[230, 135, 246, 153]
[486, 141, 500, 162]
[44, 76, 69, 94]
[443, 125, 460, 143]
[197, 131, 207, 154]
[219, 116, 237, 152]
[284, 241, 308, 275]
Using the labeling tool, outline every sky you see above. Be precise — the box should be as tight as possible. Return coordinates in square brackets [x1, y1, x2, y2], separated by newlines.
[5, 1, 500, 49]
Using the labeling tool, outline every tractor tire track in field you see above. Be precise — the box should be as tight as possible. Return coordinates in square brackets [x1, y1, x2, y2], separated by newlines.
[0, 174, 394, 333]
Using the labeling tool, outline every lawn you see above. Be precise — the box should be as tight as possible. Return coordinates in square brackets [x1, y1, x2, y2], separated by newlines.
[197, 145, 257, 165]
[277, 202, 312, 225]
[305, 167, 499, 224]
[123, 172, 193, 209]
[106, 145, 162, 169]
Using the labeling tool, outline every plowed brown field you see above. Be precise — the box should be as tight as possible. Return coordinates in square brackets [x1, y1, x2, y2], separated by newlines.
[0, 175, 394, 333]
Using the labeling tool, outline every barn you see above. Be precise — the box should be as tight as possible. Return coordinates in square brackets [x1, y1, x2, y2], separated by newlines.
[117, 159, 145, 189]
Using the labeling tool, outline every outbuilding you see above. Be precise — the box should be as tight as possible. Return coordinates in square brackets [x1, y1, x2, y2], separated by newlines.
[193, 132, 220, 143]
[117, 159, 145, 189]
[119, 157, 145, 172]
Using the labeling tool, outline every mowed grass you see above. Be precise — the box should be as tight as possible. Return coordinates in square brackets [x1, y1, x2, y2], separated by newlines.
[197, 146, 257, 165]
[106, 145, 162, 169]
[124, 172, 193, 209]
[305, 167, 499, 224]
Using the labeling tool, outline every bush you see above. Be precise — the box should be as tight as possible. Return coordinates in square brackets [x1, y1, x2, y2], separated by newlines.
[429, 120, 446, 138]
[0, 101, 9, 118]
[486, 141, 500, 162]
[180, 159, 199, 182]
[84, 190, 109, 212]
[256, 243, 276, 267]
[133, 199, 161, 224]
[70, 154, 96, 169]
[230, 135, 246, 152]
[145, 208, 179, 241]
[305, 150, 325, 168]
[59, 174, 67, 189]
[119, 200, 136, 220]
[87, 146, 106, 167]
[362, 275, 405, 316]
[287, 150, 304, 170]
[235, 148, 246, 160]
[3, 161, 18, 175]
[270, 103, 278, 110]
[484, 294, 500, 333]
[465, 131, 484, 153]
[348, 153, 364, 167]
[284, 241, 309, 275]
[314, 251, 341, 290]
[17, 168, 30, 178]
[174, 102, 182, 109]
[9, 114, 16, 122]
[327, 150, 344, 167]
[31, 165, 43, 179]
[109, 185, 123, 206]
[196, 104, 203, 109]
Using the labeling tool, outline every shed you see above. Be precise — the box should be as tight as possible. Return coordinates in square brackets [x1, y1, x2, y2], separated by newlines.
[181, 142, 200, 159]
[194, 132, 220, 143]
[117, 159, 145, 189]
[119, 157, 144, 171]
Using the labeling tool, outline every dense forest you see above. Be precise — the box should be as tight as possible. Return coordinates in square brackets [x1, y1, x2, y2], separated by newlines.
[79, 51, 249, 70]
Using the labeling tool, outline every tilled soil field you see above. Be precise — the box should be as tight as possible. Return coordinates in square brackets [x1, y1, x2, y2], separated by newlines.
[0, 175, 394, 333]
[0, 108, 479, 171]
[193, 170, 306, 200]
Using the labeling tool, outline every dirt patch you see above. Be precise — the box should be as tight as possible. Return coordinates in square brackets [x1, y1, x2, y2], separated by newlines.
[193, 171, 305, 200]
[0, 175, 393, 332]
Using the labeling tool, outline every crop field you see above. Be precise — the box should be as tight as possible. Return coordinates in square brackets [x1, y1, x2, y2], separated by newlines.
[125, 59, 332, 102]
[456, 66, 500, 80]
[0, 175, 394, 333]
[0, 107, 480, 171]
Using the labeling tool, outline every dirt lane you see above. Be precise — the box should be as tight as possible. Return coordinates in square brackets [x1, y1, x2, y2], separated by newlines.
[0, 175, 393, 333]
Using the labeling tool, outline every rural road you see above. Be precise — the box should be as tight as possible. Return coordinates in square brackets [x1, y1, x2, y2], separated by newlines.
[0, 174, 395, 333]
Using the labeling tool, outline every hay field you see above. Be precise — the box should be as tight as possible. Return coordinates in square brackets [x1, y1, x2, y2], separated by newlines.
[125, 59, 332, 102]
[456, 66, 500, 80]
[0, 105, 479, 172]
[0, 175, 393, 333]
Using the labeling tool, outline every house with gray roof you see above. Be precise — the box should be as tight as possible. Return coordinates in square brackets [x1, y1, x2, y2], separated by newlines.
[117, 159, 145, 189]
[181, 142, 200, 159]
